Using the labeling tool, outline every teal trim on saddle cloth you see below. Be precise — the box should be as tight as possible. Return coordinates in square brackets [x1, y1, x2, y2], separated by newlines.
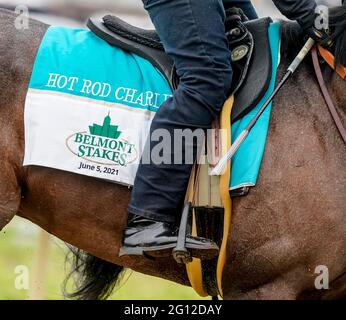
[28, 26, 172, 112]
[27, 24, 280, 189]
[230, 22, 281, 191]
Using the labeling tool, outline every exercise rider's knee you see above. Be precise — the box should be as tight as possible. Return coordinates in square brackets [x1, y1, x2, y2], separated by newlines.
[181, 68, 233, 115]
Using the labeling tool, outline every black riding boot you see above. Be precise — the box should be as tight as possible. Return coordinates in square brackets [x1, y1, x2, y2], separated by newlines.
[119, 214, 219, 260]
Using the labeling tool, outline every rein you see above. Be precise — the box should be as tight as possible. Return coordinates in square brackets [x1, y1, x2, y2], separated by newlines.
[311, 46, 346, 144]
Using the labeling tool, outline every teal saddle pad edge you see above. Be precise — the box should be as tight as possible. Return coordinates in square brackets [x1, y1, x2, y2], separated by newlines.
[230, 22, 281, 191]
[28, 26, 172, 112]
[27, 23, 280, 190]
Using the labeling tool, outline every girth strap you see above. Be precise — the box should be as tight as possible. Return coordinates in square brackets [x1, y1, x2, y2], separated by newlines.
[311, 47, 346, 144]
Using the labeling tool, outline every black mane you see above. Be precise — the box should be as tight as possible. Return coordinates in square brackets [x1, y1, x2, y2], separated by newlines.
[281, 5, 346, 66]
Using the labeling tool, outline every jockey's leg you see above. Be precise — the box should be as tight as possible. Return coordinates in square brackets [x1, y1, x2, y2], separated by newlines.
[121, 0, 232, 258]
[223, 0, 259, 20]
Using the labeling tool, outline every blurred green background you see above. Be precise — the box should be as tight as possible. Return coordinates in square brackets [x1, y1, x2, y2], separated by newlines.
[0, 217, 205, 300]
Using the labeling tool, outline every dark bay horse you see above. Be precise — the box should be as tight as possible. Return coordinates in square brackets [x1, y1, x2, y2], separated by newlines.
[0, 7, 345, 300]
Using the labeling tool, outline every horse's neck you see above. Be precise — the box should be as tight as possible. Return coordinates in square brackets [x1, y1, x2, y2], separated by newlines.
[277, 60, 342, 125]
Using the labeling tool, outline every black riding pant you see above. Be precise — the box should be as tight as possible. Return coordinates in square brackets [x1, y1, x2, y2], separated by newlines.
[128, 0, 258, 223]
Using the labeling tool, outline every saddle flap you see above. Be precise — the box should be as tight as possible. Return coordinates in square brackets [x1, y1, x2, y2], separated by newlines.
[87, 14, 175, 90]
[232, 17, 273, 123]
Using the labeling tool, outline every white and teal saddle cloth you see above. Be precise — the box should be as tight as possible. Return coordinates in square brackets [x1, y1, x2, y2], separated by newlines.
[24, 26, 172, 186]
[24, 23, 281, 191]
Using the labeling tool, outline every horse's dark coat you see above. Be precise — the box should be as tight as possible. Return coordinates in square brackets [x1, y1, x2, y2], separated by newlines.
[0, 7, 345, 300]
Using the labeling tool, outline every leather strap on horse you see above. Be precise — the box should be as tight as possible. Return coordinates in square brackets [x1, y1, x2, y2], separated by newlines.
[185, 96, 234, 298]
[216, 95, 234, 297]
[311, 46, 346, 144]
[184, 168, 208, 297]
[317, 45, 346, 80]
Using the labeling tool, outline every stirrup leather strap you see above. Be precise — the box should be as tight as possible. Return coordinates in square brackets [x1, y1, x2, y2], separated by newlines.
[185, 95, 234, 298]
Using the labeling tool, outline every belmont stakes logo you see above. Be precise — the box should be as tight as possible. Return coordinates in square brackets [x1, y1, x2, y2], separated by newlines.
[66, 113, 137, 166]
